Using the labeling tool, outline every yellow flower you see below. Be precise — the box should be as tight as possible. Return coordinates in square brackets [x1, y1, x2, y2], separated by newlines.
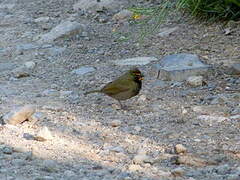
[132, 14, 141, 20]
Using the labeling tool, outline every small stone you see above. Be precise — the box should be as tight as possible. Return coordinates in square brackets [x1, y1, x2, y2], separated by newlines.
[13, 67, 31, 78]
[38, 21, 85, 43]
[41, 160, 58, 173]
[229, 63, 240, 75]
[36, 126, 53, 141]
[137, 95, 147, 102]
[28, 112, 44, 125]
[171, 167, 185, 177]
[108, 146, 124, 153]
[42, 89, 59, 97]
[3, 105, 36, 125]
[34, 17, 50, 23]
[133, 154, 153, 164]
[186, 76, 203, 87]
[110, 120, 121, 127]
[72, 66, 95, 75]
[24, 61, 36, 69]
[23, 133, 35, 140]
[11, 159, 26, 166]
[175, 154, 217, 167]
[197, 115, 229, 123]
[73, 0, 123, 13]
[64, 170, 76, 177]
[113, 9, 133, 21]
[156, 53, 211, 81]
[227, 174, 240, 180]
[34, 176, 55, 180]
[230, 115, 240, 120]
[114, 56, 158, 66]
[128, 164, 142, 172]
[134, 126, 141, 132]
[175, 144, 187, 154]
[1, 146, 13, 154]
[158, 27, 179, 37]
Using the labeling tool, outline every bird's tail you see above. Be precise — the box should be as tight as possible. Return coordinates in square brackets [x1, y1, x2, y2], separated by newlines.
[84, 90, 101, 95]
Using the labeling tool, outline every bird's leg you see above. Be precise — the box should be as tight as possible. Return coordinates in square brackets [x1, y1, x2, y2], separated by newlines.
[118, 100, 127, 109]
[118, 100, 128, 110]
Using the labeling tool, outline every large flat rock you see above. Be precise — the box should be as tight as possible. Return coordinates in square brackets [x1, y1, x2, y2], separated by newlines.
[156, 53, 211, 81]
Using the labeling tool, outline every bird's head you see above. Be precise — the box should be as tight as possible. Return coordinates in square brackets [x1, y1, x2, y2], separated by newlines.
[129, 68, 144, 81]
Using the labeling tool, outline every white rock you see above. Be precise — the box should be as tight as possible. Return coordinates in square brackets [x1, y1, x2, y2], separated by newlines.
[24, 61, 36, 69]
[186, 76, 203, 87]
[37, 126, 53, 140]
[197, 115, 229, 123]
[41, 160, 57, 173]
[137, 95, 147, 102]
[158, 27, 179, 37]
[128, 164, 142, 172]
[133, 154, 152, 164]
[175, 144, 187, 154]
[171, 167, 185, 176]
[110, 120, 121, 127]
[38, 21, 85, 43]
[64, 170, 76, 177]
[134, 126, 141, 132]
[114, 56, 158, 66]
[34, 17, 50, 23]
[73, 0, 122, 12]
[0, 3, 15, 9]
[3, 105, 36, 125]
[42, 89, 59, 97]
[113, 9, 133, 21]
[71, 66, 95, 75]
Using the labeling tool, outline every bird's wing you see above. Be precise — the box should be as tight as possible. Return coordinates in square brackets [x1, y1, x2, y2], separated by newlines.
[101, 79, 131, 95]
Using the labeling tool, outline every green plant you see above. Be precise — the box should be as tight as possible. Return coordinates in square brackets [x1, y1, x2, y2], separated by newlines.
[177, 0, 240, 20]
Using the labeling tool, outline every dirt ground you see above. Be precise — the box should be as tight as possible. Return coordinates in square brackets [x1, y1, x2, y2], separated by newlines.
[0, 0, 239, 180]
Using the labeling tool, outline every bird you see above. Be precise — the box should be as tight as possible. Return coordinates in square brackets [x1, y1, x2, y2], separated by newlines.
[84, 68, 144, 109]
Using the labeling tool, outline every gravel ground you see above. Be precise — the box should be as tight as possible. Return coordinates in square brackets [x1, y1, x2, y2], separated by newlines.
[0, 0, 239, 180]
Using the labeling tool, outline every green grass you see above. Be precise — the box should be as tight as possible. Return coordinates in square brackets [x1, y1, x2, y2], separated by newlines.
[177, 0, 240, 21]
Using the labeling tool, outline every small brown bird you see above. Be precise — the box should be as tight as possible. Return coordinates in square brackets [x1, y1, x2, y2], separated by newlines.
[85, 68, 144, 108]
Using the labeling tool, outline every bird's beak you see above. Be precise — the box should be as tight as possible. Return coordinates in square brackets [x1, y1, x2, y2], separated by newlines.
[139, 74, 144, 80]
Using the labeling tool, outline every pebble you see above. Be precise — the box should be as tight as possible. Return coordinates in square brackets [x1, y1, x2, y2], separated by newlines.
[186, 76, 203, 87]
[41, 159, 58, 173]
[38, 21, 85, 43]
[133, 154, 153, 164]
[73, 0, 122, 13]
[34, 16, 50, 23]
[24, 61, 36, 69]
[156, 53, 210, 81]
[63, 170, 76, 177]
[137, 95, 147, 102]
[128, 164, 142, 172]
[175, 144, 187, 154]
[171, 167, 185, 176]
[134, 126, 141, 132]
[114, 56, 158, 66]
[42, 89, 60, 97]
[229, 63, 240, 75]
[34, 176, 55, 180]
[113, 9, 133, 21]
[158, 26, 179, 37]
[110, 120, 121, 127]
[3, 105, 36, 125]
[1, 146, 13, 154]
[36, 126, 53, 141]
[11, 159, 26, 166]
[71, 66, 95, 75]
